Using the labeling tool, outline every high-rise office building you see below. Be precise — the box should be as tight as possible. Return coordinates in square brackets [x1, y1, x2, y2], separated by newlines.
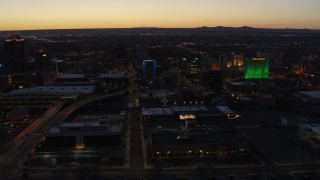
[259, 51, 283, 69]
[35, 47, 50, 75]
[142, 60, 156, 79]
[0, 58, 3, 74]
[136, 44, 148, 67]
[202, 70, 223, 94]
[219, 52, 244, 68]
[230, 54, 244, 67]
[219, 52, 231, 68]
[299, 55, 319, 74]
[113, 44, 126, 60]
[188, 58, 199, 74]
[3, 35, 26, 74]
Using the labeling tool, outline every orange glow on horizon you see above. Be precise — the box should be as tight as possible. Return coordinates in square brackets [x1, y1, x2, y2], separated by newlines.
[0, 0, 319, 31]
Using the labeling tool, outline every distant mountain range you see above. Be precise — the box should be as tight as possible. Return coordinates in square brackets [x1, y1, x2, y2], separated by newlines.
[1, 26, 320, 36]
[195, 26, 320, 33]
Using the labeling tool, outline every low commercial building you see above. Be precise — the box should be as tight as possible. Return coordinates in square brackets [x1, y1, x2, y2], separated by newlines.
[295, 91, 320, 105]
[298, 124, 320, 142]
[225, 81, 257, 94]
[38, 121, 123, 157]
[0, 85, 96, 107]
[44, 122, 121, 148]
[6, 107, 29, 121]
[150, 132, 250, 159]
[46, 121, 121, 147]
[230, 92, 253, 106]
[141, 106, 207, 121]
[55, 74, 87, 83]
[291, 91, 320, 116]
[142, 108, 174, 121]
[98, 71, 129, 89]
[141, 105, 225, 122]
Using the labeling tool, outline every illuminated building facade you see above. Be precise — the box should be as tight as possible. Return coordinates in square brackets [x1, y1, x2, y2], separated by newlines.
[231, 54, 244, 67]
[188, 58, 199, 74]
[245, 57, 269, 79]
[150, 133, 250, 159]
[3, 35, 26, 74]
[219, 53, 231, 68]
[299, 55, 319, 74]
[142, 60, 156, 79]
[219, 52, 244, 68]
[298, 124, 320, 142]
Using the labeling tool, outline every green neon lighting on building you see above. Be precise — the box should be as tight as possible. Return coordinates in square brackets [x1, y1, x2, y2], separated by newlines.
[245, 58, 269, 79]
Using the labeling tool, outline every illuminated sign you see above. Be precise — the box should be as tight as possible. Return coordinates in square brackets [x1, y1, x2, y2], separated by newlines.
[180, 114, 196, 120]
[252, 58, 266, 61]
[76, 144, 85, 149]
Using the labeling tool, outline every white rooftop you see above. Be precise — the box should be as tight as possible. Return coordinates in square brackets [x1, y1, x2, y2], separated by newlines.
[298, 91, 320, 99]
[216, 106, 235, 114]
[301, 124, 320, 134]
[51, 58, 64, 63]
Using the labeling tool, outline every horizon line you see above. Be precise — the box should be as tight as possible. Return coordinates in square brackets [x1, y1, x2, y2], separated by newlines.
[0, 26, 320, 32]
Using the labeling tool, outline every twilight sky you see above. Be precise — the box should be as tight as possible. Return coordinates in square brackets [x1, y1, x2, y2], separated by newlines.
[0, 0, 319, 30]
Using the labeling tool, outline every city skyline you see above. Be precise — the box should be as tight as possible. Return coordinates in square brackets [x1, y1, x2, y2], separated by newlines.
[1, 0, 320, 31]
[1, 7, 320, 178]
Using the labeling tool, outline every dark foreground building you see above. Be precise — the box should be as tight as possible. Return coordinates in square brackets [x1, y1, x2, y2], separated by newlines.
[3, 35, 26, 74]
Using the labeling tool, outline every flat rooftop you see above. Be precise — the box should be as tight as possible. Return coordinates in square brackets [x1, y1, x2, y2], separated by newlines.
[228, 81, 256, 86]
[6, 85, 95, 95]
[141, 106, 208, 116]
[7, 108, 29, 117]
[231, 92, 252, 101]
[151, 133, 245, 146]
[56, 74, 86, 79]
[300, 124, 320, 134]
[99, 71, 128, 78]
[171, 106, 208, 112]
[298, 91, 320, 99]
[48, 121, 121, 134]
[142, 108, 174, 116]
[216, 106, 235, 114]
[151, 90, 177, 97]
